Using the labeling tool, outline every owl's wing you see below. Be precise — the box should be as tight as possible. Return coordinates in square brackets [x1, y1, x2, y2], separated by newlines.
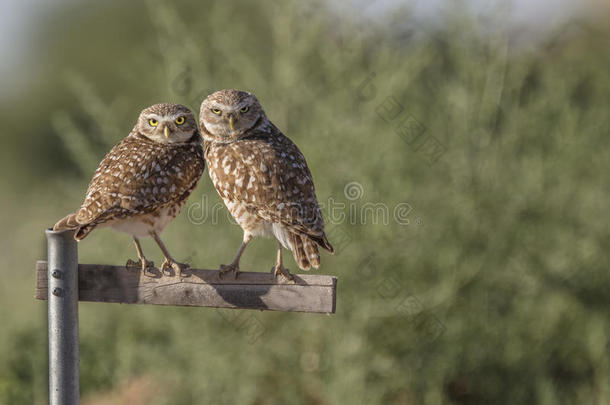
[211, 129, 330, 247]
[75, 133, 205, 227]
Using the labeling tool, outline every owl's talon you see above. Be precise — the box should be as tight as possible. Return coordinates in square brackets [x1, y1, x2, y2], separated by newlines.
[126, 258, 155, 277]
[219, 264, 240, 279]
[161, 259, 190, 278]
[126, 259, 139, 268]
[272, 264, 293, 281]
[160, 262, 172, 277]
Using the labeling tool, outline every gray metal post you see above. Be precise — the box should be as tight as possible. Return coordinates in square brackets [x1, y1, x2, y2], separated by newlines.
[46, 229, 79, 405]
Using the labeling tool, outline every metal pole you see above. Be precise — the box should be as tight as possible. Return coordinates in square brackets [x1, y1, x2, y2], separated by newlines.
[46, 228, 79, 405]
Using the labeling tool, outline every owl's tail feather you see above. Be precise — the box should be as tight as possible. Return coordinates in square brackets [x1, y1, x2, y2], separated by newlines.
[53, 213, 95, 241]
[289, 233, 324, 271]
[53, 213, 79, 231]
[289, 232, 311, 270]
[74, 224, 96, 241]
[301, 236, 321, 269]
[315, 233, 334, 254]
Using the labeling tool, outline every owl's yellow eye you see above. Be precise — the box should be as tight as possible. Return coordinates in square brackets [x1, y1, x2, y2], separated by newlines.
[211, 108, 221, 115]
[175, 116, 185, 125]
[240, 106, 249, 113]
[149, 118, 158, 127]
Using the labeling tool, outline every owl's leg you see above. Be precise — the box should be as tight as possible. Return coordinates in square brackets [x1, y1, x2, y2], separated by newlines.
[126, 237, 155, 276]
[150, 231, 190, 278]
[219, 233, 253, 279]
[271, 240, 293, 281]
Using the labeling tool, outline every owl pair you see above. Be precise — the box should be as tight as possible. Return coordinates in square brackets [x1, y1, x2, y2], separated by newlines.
[54, 90, 334, 280]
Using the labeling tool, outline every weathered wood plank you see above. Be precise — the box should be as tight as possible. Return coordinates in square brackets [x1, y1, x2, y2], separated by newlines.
[36, 261, 337, 314]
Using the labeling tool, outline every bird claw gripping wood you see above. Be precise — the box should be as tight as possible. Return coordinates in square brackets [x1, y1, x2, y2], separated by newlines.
[271, 264, 294, 282]
[125, 258, 156, 277]
[161, 259, 190, 278]
[219, 263, 240, 279]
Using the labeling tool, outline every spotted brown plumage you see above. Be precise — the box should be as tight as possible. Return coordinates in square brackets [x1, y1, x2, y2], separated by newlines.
[68, 132, 204, 238]
[200, 89, 333, 280]
[53, 103, 205, 277]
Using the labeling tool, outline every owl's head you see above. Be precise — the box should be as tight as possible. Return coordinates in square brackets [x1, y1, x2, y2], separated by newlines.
[136, 103, 198, 144]
[199, 89, 266, 142]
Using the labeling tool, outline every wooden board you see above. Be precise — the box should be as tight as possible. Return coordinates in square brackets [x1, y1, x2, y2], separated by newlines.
[35, 261, 336, 314]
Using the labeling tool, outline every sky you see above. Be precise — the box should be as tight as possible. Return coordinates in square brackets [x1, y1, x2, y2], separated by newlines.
[0, 0, 51, 94]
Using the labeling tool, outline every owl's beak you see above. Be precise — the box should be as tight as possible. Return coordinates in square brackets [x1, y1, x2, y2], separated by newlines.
[229, 116, 235, 130]
[164, 126, 170, 139]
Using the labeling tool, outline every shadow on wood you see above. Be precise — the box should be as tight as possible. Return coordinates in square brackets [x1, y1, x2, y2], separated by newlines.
[36, 261, 337, 314]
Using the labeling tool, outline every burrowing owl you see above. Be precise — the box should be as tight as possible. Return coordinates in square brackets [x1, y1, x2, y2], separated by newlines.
[53, 103, 205, 277]
[199, 89, 333, 280]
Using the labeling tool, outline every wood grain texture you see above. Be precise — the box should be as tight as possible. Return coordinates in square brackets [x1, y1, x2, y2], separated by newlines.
[35, 261, 337, 314]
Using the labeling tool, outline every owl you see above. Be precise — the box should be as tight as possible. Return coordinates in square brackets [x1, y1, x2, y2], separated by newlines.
[53, 103, 205, 277]
[199, 89, 334, 280]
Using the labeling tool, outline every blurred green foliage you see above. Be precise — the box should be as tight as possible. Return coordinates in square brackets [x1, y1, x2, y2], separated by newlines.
[1, 0, 609, 404]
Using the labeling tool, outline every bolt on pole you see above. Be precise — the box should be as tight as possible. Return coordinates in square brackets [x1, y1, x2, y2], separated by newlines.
[46, 228, 80, 405]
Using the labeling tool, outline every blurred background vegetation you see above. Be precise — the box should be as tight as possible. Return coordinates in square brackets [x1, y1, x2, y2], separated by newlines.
[1, 0, 609, 404]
